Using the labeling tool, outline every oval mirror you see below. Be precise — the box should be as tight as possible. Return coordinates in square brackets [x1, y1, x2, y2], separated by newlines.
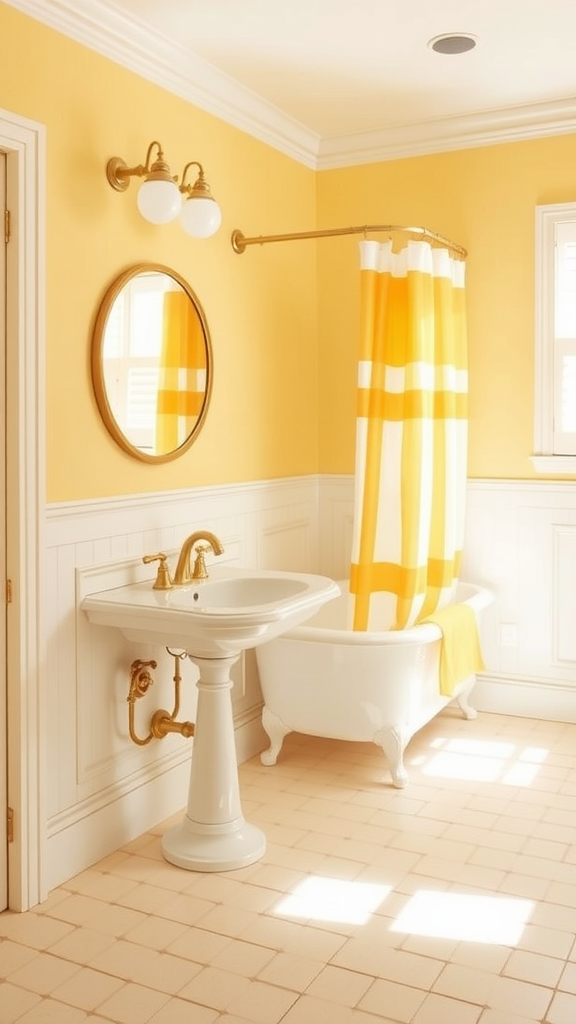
[92, 264, 213, 463]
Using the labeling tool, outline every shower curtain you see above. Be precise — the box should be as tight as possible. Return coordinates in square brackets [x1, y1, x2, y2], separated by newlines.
[156, 289, 207, 453]
[350, 239, 468, 631]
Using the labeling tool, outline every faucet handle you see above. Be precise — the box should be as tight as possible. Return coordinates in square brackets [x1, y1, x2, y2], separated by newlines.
[191, 544, 210, 580]
[142, 552, 173, 590]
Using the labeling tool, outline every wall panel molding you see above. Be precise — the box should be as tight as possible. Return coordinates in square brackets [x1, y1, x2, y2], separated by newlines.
[44, 477, 318, 890]
[42, 473, 576, 892]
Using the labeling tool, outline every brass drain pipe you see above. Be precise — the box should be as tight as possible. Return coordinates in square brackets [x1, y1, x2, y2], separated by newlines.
[127, 650, 195, 746]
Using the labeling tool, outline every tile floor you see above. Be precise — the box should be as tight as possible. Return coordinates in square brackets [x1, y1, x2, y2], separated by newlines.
[1, 709, 576, 1024]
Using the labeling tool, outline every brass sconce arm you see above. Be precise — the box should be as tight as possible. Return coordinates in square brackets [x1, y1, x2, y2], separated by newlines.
[106, 140, 176, 193]
[127, 652, 194, 746]
[180, 160, 207, 197]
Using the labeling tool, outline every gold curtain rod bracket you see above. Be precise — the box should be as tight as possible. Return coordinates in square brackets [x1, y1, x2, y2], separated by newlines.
[230, 224, 466, 259]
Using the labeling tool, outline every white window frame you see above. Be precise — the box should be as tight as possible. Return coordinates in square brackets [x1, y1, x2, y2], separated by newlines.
[532, 202, 576, 474]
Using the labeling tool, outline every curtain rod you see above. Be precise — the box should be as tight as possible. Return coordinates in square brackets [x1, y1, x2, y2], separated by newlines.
[231, 224, 467, 259]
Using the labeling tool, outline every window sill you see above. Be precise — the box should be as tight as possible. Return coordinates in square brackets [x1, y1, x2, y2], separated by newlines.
[530, 455, 576, 475]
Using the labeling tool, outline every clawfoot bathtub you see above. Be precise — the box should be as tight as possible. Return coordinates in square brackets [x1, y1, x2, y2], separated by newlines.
[255, 582, 492, 788]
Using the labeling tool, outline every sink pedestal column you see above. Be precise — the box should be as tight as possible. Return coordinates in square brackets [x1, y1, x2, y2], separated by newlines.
[161, 654, 266, 872]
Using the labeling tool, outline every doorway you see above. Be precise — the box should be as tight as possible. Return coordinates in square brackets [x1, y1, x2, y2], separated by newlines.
[0, 110, 45, 912]
[0, 151, 6, 912]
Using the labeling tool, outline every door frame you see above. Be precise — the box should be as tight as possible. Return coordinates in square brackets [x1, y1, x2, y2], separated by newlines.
[1, 108, 45, 911]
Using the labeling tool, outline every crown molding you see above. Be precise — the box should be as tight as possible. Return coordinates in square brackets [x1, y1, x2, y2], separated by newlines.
[6, 0, 576, 170]
[6, 0, 321, 168]
[317, 97, 576, 169]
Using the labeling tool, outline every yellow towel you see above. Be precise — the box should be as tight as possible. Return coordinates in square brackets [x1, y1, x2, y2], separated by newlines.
[423, 603, 486, 697]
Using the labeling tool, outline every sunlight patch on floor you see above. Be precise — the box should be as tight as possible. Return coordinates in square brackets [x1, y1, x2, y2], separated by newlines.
[274, 876, 391, 924]
[390, 890, 534, 944]
[417, 737, 549, 785]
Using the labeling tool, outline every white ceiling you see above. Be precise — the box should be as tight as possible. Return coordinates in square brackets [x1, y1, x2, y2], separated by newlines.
[9, 0, 576, 167]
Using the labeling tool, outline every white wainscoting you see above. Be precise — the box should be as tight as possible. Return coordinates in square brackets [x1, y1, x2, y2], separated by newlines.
[44, 474, 576, 890]
[320, 475, 576, 723]
[461, 479, 576, 723]
[44, 478, 319, 890]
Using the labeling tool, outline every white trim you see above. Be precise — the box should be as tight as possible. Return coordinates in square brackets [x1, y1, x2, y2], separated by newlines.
[317, 97, 576, 170]
[534, 202, 576, 476]
[4, 1, 576, 169]
[530, 455, 576, 474]
[473, 673, 576, 725]
[0, 108, 46, 911]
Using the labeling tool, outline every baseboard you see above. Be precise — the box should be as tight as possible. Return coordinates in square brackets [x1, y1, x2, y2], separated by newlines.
[472, 672, 576, 724]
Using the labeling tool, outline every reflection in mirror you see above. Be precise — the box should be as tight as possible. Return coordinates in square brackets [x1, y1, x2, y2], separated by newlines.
[92, 264, 212, 463]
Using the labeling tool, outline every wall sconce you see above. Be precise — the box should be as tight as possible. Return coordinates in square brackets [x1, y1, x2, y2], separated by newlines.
[106, 140, 221, 238]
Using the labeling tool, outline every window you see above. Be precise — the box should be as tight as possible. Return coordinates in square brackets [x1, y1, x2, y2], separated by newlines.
[103, 273, 170, 451]
[533, 203, 576, 473]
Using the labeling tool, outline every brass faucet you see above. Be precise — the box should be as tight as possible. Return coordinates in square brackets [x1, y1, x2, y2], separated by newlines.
[173, 530, 224, 585]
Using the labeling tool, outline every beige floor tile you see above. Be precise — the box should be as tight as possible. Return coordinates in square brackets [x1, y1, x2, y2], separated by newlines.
[88, 937, 160, 980]
[497, 871, 551, 900]
[357, 977, 425, 1021]
[448, 938, 511, 971]
[485, 975, 552, 1019]
[194, 903, 260, 938]
[154, 891, 217, 926]
[305, 964, 373, 1006]
[503, 948, 564, 986]
[478, 1012, 542, 1024]
[559, 960, 576, 993]
[432, 963, 496, 1003]
[412, 991, 483, 1023]
[50, 964, 125, 1010]
[5, 950, 81, 995]
[278, 993, 354, 1024]
[122, 914, 190, 951]
[14, 998, 89, 1022]
[0, 912, 74, 949]
[227, 978, 298, 1023]
[400, 933, 460, 961]
[146, 998, 219, 1023]
[209, 937, 276, 977]
[96, 981, 170, 1023]
[4, 717, 576, 1024]
[177, 965, 251, 1011]
[60, 868, 139, 903]
[115, 882, 181, 915]
[0, 938, 39, 974]
[44, 925, 116, 964]
[546, 991, 576, 1024]
[165, 925, 230, 964]
[0, 982, 41, 1021]
[256, 950, 325, 991]
[531, 899, 576, 933]
[517, 922, 574, 959]
[140, 951, 203, 994]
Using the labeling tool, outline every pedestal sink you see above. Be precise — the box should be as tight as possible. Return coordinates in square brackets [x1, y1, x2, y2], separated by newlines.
[82, 565, 339, 872]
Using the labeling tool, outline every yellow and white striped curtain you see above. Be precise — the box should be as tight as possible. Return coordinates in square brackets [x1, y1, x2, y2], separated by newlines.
[156, 289, 207, 453]
[350, 239, 468, 631]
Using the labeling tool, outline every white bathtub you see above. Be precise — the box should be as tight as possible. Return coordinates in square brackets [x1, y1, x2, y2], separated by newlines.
[255, 581, 492, 788]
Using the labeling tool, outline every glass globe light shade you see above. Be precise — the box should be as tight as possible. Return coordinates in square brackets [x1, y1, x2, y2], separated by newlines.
[180, 196, 222, 238]
[137, 179, 182, 225]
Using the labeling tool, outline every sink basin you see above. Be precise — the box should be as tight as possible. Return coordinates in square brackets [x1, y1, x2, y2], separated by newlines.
[82, 564, 340, 658]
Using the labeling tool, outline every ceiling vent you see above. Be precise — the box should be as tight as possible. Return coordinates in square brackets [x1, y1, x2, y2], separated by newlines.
[429, 34, 478, 55]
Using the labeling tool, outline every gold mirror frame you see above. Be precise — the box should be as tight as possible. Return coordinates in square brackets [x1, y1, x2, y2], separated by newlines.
[92, 264, 213, 463]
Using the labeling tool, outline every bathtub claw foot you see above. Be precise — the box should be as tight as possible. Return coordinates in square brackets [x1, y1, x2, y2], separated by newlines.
[375, 727, 409, 788]
[455, 678, 477, 720]
[260, 705, 291, 766]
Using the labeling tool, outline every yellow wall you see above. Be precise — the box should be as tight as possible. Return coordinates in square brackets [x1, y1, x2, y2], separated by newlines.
[0, 3, 319, 501]
[316, 136, 576, 479]
[2, 3, 576, 499]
